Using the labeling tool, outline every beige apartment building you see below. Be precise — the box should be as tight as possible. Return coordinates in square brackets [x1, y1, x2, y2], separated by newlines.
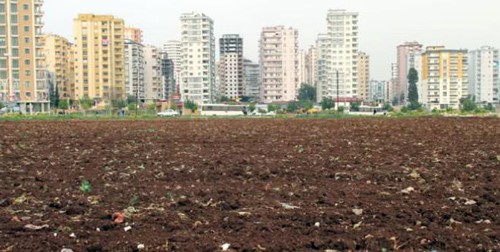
[42, 34, 74, 102]
[421, 46, 469, 110]
[259, 26, 299, 103]
[358, 52, 370, 101]
[306, 45, 317, 87]
[124, 26, 143, 44]
[73, 14, 125, 105]
[1, 0, 48, 113]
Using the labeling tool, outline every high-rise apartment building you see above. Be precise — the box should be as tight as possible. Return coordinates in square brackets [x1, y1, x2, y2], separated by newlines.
[124, 39, 145, 101]
[144, 45, 163, 101]
[180, 12, 216, 104]
[124, 26, 143, 44]
[1, 0, 48, 113]
[42, 34, 75, 102]
[162, 40, 181, 93]
[160, 52, 176, 99]
[219, 34, 243, 99]
[368, 80, 387, 103]
[73, 14, 125, 104]
[469, 46, 499, 104]
[259, 26, 299, 103]
[396, 41, 423, 103]
[358, 51, 370, 101]
[298, 49, 307, 86]
[306, 45, 317, 87]
[243, 59, 260, 99]
[316, 10, 359, 103]
[421, 46, 469, 110]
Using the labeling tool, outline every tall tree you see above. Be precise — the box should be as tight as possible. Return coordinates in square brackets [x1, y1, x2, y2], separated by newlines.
[321, 97, 335, 110]
[298, 84, 317, 102]
[407, 68, 420, 110]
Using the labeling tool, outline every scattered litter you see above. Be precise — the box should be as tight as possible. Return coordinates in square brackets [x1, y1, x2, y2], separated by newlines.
[113, 212, 125, 223]
[475, 219, 491, 224]
[353, 221, 363, 229]
[401, 187, 415, 194]
[69, 233, 76, 238]
[96, 228, 101, 232]
[449, 218, 462, 225]
[24, 224, 49, 231]
[237, 212, 251, 216]
[221, 243, 230, 251]
[314, 222, 320, 227]
[137, 244, 145, 250]
[280, 203, 300, 210]
[352, 208, 363, 216]
[124, 226, 132, 232]
[61, 249, 73, 252]
[464, 200, 477, 206]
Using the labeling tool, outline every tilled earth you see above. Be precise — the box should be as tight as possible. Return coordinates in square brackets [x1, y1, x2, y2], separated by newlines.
[0, 118, 499, 251]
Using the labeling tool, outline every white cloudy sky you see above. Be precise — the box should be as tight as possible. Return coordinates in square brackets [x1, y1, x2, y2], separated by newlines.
[44, 0, 500, 80]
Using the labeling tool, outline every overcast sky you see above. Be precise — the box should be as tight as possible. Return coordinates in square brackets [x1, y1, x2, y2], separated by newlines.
[44, 0, 500, 80]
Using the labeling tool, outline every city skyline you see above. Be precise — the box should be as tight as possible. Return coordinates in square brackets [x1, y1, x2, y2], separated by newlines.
[43, 0, 500, 80]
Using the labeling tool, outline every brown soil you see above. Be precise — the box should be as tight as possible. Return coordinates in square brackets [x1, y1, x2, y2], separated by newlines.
[0, 118, 499, 251]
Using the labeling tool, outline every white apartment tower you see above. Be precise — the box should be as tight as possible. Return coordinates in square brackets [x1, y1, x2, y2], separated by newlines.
[124, 39, 145, 101]
[396, 41, 423, 103]
[469, 46, 499, 104]
[144, 45, 163, 101]
[180, 13, 216, 104]
[306, 45, 317, 86]
[259, 26, 299, 103]
[162, 40, 181, 93]
[316, 10, 359, 102]
[219, 34, 243, 99]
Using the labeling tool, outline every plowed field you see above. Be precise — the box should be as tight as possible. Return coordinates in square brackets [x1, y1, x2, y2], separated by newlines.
[0, 118, 499, 251]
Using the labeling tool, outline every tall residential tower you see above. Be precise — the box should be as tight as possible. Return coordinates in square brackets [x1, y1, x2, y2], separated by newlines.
[469, 46, 499, 104]
[219, 34, 243, 99]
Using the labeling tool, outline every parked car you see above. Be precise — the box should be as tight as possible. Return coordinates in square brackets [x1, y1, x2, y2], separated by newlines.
[157, 109, 180, 117]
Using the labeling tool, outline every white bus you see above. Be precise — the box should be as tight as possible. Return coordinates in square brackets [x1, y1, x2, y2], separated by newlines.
[200, 104, 248, 116]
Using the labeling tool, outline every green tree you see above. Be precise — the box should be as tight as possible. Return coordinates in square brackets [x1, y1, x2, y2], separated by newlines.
[184, 100, 198, 113]
[128, 102, 137, 112]
[219, 96, 230, 103]
[50, 87, 60, 109]
[392, 97, 399, 106]
[407, 68, 420, 110]
[58, 100, 69, 110]
[248, 102, 256, 113]
[298, 84, 317, 102]
[301, 100, 314, 110]
[321, 97, 335, 110]
[112, 99, 127, 109]
[126, 95, 137, 104]
[79, 97, 93, 110]
[350, 101, 361, 112]
[170, 102, 179, 111]
[485, 103, 495, 112]
[0, 101, 4, 110]
[286, 101, 300, 113]
[383, 102, 394, 112]
[240, 96, 251, 103]
[267, 104, 278, 112]
[460, 96, 477, 112]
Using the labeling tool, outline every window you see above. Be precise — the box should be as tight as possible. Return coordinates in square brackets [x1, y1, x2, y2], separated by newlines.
[10, 3, 17, 12]
[24, 37, 29, 43]
[25, 70, 31, 76]
[10, 15, 17, 24]
[0, 15, 5, 23]
[25, 81, 30, 88]
[23, 15, 29, 21]
[24, 48, 30, 54]
[11, 48, 18, 57]
[0, 4, 4, 12]
[23, 4, 29, 10]
[12, 59, 19, 68]
[23, 26, 29, 32]
[11, 26, 17, 35]
[11, 37, 18, 46]
[0, 26, 4, 35]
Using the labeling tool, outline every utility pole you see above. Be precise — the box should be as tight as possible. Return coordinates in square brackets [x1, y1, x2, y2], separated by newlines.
[4, 53, 13, 113]
[336, 70, 339, 111]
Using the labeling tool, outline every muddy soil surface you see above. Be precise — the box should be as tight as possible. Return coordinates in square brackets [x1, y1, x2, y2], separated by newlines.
[0, 118, 499, 251]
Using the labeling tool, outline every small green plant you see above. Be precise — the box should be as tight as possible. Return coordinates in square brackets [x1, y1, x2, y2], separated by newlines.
[401, 107, 409, 113]
[129, 194, 139, 206]
[80, 180, 91, 193]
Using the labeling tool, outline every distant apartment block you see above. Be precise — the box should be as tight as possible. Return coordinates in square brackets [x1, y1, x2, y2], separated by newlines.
[306, 45, 317, 87]
[469, 46, 499, 104]
[243, 59, 260, 99]
[162, 40, 181, 94]
[421, 46, 469, 110]
[180, 12, 216, 104]
[219, 34, 243, 99]
[124, 39, 145, 101]
[298, 49, 307, 86]
[368, 80, 387, 103]
[316, 10, 359, 102]
[144, 45, 163, 101]
[73, 14, 125, 103]
[259, 26, 299, 103]
[160, 52, 176, 99]
[358, 52, 370, 101]
[124, 26, 143, 44]
[42, 34, 75, 102]
[396, 41, 423, 103]
[0, 0, 49, 113]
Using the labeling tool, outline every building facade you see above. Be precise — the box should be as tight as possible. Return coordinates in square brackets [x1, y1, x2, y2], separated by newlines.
[368, 80, 387, 103]
[180, 12, 216, 104]
[358, 51, 370, 101]
[468, 46, 499, 104]
[396, 41, 423, 103]
[259, 26, 299, 103]
[316, 10, 359, 103]
[73, 14, 125, 104]
[124, 39, 145, 102]
[1, 0, 49, 113]
[306, 45, 317, 87]
[160, 52, 176, 99]
[219, 34, 243, 99]
[162, 40, 181, 94]
[243, 58, 260, 99]
[124, 26, 143, 44]
[298, 49, 307, 86]
[144, 45, 163, 101]
[421, 46, 469, 110]
[42, 34, 75, 102]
